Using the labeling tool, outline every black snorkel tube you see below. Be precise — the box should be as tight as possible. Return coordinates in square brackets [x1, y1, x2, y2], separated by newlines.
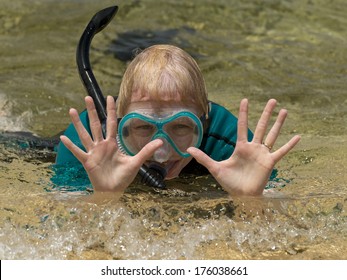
[76, 6, 166, 189]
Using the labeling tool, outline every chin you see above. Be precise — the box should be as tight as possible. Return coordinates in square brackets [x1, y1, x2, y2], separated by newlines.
[164, 157, 192, 180]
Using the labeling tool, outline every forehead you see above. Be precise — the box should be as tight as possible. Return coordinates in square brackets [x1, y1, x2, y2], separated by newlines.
[130, 88, 185, 102]
[125, 90, 199, 114]
[126, 101, 199, 115]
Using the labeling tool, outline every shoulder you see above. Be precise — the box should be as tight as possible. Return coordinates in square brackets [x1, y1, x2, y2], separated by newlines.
[199, 102, 239, 161]
[55, 110, 90, 164]
[200, 102, 253, 161]
[209, 102, 239, 140]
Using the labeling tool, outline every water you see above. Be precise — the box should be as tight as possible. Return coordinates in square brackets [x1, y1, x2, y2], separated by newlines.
[1, 0, 346, 259]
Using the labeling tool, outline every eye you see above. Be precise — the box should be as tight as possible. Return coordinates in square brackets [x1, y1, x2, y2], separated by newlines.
[173, 124, 191, 130]
[130, 121, 156, 136]
[134, 124, 155, 131]
[169, 124, 194, 136]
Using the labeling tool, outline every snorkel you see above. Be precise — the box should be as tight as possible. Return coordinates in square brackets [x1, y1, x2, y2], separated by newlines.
[76, 6, 166, 189]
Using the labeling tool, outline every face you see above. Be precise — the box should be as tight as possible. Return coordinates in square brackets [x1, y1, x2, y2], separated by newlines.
[120, 91, 201, 180]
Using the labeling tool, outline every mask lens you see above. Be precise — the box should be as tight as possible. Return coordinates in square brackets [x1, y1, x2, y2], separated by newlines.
[119, 116, 158, 155]
[163, 116, 200, 154]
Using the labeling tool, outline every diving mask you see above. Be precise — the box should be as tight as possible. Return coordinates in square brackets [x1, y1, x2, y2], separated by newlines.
[117, 110, 204, 160]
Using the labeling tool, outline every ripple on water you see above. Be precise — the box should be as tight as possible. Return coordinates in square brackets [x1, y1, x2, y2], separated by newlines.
[1, 177, 346, 260]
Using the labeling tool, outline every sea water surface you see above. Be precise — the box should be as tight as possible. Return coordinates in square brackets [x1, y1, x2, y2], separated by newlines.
[0, 0, 346, 259]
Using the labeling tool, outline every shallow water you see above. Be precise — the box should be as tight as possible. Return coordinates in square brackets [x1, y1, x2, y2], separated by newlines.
[0, 0, 346, 259]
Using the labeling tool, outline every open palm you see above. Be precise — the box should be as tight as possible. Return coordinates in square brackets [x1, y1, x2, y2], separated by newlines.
[188, 99, 301, 196]
[60, 96, 162, 192]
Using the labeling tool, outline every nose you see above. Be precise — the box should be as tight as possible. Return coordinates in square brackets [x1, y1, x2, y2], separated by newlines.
[153, 138, 173, 163]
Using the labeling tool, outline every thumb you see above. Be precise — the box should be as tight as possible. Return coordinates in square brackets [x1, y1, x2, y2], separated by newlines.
[134, 139, 164, 163]
[187, 147, 218, 173]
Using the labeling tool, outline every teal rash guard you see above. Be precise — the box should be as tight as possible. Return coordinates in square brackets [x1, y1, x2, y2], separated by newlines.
[52, 102, 254, 189]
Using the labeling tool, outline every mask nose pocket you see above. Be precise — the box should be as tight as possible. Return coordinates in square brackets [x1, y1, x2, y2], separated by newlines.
[152, 138, 173, 163]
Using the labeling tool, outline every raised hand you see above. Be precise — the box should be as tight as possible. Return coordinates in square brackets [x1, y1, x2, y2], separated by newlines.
[60, 96, 163, 192]
[187, 99, 301, 196]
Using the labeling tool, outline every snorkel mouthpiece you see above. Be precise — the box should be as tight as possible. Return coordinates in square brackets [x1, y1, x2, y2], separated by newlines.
[76, 6, 166, 189]
[139, 163, 167, 189]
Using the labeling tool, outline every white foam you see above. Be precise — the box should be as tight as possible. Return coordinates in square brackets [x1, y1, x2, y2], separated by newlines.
[0, 92, 32, 132]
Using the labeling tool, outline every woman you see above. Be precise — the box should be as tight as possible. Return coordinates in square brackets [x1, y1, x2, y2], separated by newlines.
[56, 45, 300, 195]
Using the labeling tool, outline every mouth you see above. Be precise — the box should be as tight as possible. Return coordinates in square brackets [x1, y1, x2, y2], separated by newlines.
[147, 160, 180, 179]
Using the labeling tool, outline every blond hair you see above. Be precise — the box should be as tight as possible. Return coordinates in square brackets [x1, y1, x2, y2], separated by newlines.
[117, 45, 208, 116]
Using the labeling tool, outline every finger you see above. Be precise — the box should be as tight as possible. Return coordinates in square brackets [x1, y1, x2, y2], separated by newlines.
[272, 135, 301, 163]
[60, 135, 88, 163]
[264, 108, 287, 147]
[187, 147, 219, 175]
[237, 98, 249, 143]
[69, 108, 94, 151]
[106, 96, 117, 139]
[253, 99, 277, 144]
[133, 139, 164, 164]
[85, 96, 103, 142]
